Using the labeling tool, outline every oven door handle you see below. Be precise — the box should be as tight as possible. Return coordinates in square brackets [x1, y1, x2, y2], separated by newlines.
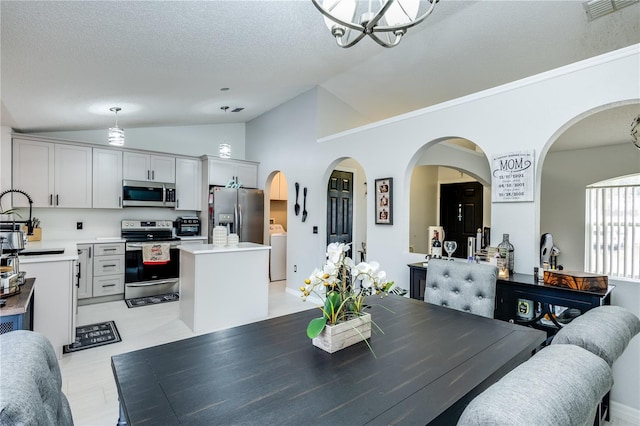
[127, 243, 181, 250]
[126, 279, 178, 287]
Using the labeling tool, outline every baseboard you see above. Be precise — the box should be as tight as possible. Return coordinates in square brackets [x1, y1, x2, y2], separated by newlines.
[610, 401, 640, 424]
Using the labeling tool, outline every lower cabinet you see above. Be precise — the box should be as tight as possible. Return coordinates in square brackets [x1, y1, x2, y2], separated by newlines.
[21, 259, 76, 360]
[78, 242, 125, 303]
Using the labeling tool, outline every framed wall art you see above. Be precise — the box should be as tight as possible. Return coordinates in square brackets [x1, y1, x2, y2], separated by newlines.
[375, 178, 393, 225]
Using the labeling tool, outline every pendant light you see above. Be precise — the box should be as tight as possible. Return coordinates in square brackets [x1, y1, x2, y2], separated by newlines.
[108, 107, 125, 146]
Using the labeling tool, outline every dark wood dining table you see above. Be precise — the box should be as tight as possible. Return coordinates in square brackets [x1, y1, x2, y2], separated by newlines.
[111, 295, 545, 425]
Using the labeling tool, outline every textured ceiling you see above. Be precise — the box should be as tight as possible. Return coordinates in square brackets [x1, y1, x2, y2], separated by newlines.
[1, 1, 639, 150]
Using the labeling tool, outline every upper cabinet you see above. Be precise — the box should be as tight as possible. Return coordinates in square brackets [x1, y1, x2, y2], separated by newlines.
[123, 152, 175, 183]
[270, 172, 288, 201]
[13, 137, 92, 208]
[175, 157, 202, 211]
[208, 157, 258, 188]
[93, 148, 123, 209]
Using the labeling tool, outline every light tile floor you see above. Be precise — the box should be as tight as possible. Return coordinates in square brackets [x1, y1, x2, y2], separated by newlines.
[60, 280, 313, 425]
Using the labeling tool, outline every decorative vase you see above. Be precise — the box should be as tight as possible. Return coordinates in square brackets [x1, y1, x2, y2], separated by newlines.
[312, 312, 372, 354]
[212, 226, 227, 247]
[227, 233, 239, 246]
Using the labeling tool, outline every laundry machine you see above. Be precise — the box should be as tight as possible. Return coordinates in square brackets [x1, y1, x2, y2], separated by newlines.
[269, 224, 287, 281]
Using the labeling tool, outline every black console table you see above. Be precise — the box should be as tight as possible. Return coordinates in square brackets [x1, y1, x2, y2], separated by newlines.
[408, 263, 614, 336]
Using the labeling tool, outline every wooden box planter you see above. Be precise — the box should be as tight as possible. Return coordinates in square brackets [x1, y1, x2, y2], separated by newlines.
[312, 312, 372, 353]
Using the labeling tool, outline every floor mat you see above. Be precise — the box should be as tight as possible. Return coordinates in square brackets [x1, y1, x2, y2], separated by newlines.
[125, 292, 179, 308]
[63, 321, 121, 353]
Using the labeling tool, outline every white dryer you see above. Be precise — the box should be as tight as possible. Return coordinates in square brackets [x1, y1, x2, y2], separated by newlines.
[269, 224, 287, 282]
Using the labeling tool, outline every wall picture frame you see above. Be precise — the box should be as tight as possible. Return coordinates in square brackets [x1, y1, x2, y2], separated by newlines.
[375, 178, 393, 225]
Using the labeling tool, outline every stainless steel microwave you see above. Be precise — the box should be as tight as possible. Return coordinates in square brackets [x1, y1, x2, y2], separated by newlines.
[122, 180, 176, 208]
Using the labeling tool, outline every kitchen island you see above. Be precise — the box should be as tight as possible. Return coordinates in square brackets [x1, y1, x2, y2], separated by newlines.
[178, 242, 271, 334]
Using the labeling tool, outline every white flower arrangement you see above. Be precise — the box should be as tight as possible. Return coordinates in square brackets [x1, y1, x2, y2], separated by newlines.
[301, 242, 394, 339]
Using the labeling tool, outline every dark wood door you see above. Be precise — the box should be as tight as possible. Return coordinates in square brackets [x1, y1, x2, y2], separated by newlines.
[327, 170, 353, 257]
[440, 182, 483, 259]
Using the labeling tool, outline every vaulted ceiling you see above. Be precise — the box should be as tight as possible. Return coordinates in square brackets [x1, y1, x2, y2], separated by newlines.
[1, 1, 639, 149]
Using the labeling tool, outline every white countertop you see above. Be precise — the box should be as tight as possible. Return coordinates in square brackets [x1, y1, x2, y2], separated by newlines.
[179, 242, 271, 254]
[19, 240, 81, 263]
[18, 235, 211, 263]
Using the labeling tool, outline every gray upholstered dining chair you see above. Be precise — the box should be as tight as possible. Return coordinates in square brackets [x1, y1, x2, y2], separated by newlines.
[424, 259, 498, 318]
[457, 344, 613, 426]
[551, 305, 640, 366]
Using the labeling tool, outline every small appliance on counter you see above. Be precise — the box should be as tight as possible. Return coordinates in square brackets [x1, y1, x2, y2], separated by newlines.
[0, 228, 26, 297]
[175, 216, 201, 236]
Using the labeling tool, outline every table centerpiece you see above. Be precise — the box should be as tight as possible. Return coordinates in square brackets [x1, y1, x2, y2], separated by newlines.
[300, 242, 394, 354]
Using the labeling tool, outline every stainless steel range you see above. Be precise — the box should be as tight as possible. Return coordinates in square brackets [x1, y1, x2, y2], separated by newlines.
[121, 220, 181, 300]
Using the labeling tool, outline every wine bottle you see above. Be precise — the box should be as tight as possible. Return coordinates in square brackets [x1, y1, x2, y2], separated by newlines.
[431, 230, 442, 259]
[497, 233, 514, 273]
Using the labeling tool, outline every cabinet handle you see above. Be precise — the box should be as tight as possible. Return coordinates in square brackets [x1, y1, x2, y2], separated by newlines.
[103, 264, 117, 268]
[147, 170, 150, 180]
[89, 247, 92, 258]
[56, 194, 59, 206]
[49, 194, 53, 206]
[76, 262, 81, 287]
[176, 199, 179, 209]
[103, 248, 116, 251]
[102, 284, 116, 288]
[119, 196, 122, 207]
[152, 170, 155, 180]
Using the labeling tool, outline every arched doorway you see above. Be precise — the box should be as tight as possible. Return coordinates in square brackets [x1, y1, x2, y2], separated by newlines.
[408, 138, 492, 258]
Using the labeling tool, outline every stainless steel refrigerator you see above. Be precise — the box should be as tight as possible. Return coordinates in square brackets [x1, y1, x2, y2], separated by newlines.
[208, 186, 264, 244]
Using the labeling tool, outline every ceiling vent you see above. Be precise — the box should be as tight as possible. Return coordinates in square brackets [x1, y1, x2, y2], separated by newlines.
[584, 0, 638, 21]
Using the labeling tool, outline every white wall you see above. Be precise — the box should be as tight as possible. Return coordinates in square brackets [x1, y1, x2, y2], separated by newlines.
[246, 45, 640, 414]
[33, 123, 246, 158]
[0, 126, 13, 199]
[409, 166, 438, 254]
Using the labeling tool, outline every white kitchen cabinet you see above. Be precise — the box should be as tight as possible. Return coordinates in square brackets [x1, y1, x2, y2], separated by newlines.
[123, 152, 175, 183]
[270, 172, 288, 201]
[21, 258, 77, 360]
[92, 243, 124, 297]
[12, 138, 92, 208]
[77, 242, 125, 301]
[77, 245, 93, 299]
[175, 157, 202, 211]
[208, 157, 258, 188]
[93, 148, 123, 208]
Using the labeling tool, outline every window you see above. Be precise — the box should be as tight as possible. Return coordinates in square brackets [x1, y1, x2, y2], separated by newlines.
[585, 174, 640, 280]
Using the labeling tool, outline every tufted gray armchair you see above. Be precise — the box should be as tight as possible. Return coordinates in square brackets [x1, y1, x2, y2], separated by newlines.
[424, 259, 498, 318]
